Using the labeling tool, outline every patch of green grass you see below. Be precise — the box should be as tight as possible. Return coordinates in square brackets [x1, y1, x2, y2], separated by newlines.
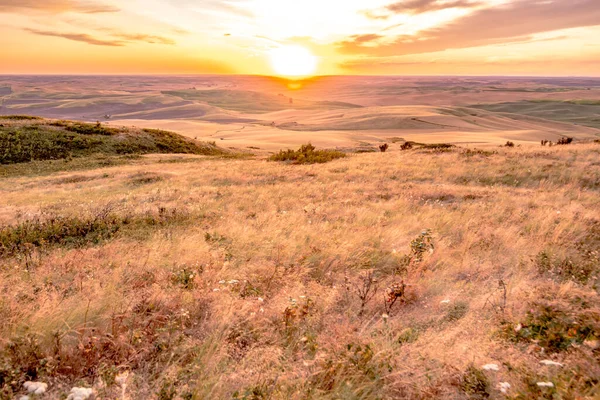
[269, 143, 346, 164]
[460, 365, 491, 399]
[505, 296, 600, 353]
[444, 301, 469, 322]
[49, 120, 124, 136]
[0, 115, 43, 121]
[0, 117, 230, 169]
[0, 154, 141, 178]
[0, 206, 190, 259]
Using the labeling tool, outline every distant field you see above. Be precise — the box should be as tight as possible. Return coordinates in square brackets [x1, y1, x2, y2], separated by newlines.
[163, 89, 362, 113]
[472, 100, 600, 129]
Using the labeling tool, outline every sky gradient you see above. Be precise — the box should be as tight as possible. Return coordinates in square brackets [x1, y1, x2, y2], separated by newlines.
[1, 0, 599, 76]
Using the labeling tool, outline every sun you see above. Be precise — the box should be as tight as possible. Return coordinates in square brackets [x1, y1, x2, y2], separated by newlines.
[269, 45, 318, 77]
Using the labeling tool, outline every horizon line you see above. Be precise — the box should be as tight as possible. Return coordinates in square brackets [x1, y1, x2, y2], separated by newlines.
[1, 73, 600, 79]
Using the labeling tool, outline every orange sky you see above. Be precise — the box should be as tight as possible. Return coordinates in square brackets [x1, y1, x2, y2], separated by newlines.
[1, 0, 599, 76]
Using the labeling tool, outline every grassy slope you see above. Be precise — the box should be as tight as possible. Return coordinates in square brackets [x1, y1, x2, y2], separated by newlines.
[472, 100, 600, 129]
[0, 116, 231, 176]
[0, 142, 599, 399]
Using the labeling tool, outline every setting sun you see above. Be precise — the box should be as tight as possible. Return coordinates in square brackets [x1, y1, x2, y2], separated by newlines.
[269, 45, 318, 77]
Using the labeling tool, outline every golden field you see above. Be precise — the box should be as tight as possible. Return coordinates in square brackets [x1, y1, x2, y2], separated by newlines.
[1, 120, 599, 398]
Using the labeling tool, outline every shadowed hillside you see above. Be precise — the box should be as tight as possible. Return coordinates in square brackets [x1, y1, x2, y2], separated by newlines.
[472, 100, 600, 129]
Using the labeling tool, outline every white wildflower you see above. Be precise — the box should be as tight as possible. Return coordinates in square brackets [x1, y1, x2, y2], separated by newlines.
[257, 297, 264, 302]
[66, 387, 94, 400]
[228, 280, 239, 284]
[218, 280, 226, 284]
[213, 288, 220, 292]
[19, 396, 30, 400]
[23, 381, 48, 395]
[536, 382, 554, 388]
[540, 360, 563, 367]
[482, 363, 499, 371]
[498, 382, 511, 394]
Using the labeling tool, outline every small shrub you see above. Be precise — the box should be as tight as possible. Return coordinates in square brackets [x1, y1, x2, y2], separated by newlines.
[505, 141, 515, 147]
[461, 149, 497, 157]
[460, 365, 491, 399]
[420, 143, 454, 150]
[397, 328, 419, 345]
[128, 172, 165, 186]
[400, 142, 413, 150]
[506, 294, 600, 353]
[410, 229, 434, 263]
[269, 143, 346, 164]
[444, 301, 469, 322]
[312, 343, 392, 395]
[557, 137, 573, 145]
[379, 143, 389, 153]
[536, 250, 598, 284]
[171, 266, 201, 289]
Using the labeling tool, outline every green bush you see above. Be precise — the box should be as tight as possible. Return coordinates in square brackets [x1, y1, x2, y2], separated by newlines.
[507, 298, 600, 353]
[269, 143, 346, 164]
[460, 365, 491, 399]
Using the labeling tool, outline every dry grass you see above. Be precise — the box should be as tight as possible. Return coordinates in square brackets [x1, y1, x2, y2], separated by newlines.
[0, 142, 599, 399]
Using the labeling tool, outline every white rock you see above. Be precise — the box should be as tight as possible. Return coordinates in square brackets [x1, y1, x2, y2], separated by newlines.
[482, 363, 499, 371]
[536, 382, 554, 388]
[540, 360, 563, 367]
[440, 299, 451, 304]
[66, 387, 94, 400]
[23, 381, 48, 395]
[498, 382, 511, 394]
[19, 396, 30, 400]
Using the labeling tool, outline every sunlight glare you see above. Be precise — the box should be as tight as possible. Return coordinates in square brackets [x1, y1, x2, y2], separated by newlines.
[269, 45, 318, 77]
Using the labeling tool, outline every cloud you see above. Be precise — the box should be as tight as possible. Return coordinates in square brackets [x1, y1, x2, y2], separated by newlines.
[112, 33, 176, 45]
[339, 0, 600, 56]
[24, 28, 125, 46]
[0, 0, 119, 14]
[24, 28, 177, 47]
[385, 0, 480, 15]
[362, 0, 479, 20]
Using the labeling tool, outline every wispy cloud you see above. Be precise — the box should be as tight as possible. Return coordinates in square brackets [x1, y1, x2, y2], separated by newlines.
[23, 28, 125, 46]
[385, 0, 480, 15]
[0, 0, 119, 14]
[112, 33, 176, 45]
[23, 28, 177, 47]
[339, 0, 600, 56]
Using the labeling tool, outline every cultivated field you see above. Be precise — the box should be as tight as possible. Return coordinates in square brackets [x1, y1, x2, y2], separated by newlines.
[1, 116, 599, 399]
[2, 76, 600, 151]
